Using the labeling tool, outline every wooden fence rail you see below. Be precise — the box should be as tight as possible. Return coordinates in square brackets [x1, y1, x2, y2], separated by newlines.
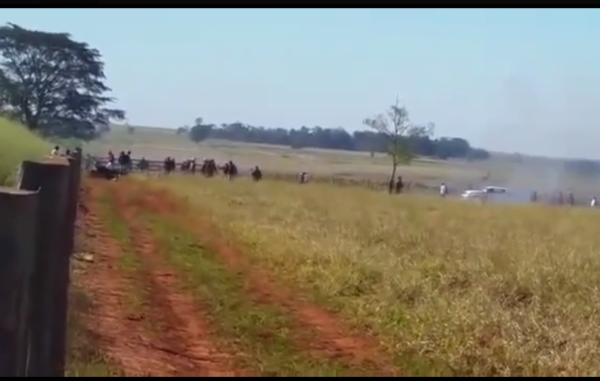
[87, 156, 410, 191]
[0, 148, 83, 377]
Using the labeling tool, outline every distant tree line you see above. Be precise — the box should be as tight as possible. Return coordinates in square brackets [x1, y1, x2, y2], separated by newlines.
[564, 159, 600, 177]
[178, 118, 491, 161]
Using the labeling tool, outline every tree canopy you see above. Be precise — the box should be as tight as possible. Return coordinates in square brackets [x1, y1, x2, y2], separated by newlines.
[0, 23, 125, 140]
[363, 98, 434, 166]
[189, 117, 213, 143]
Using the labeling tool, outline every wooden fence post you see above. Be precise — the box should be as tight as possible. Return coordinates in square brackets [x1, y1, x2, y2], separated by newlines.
[19, 158, 70, 377]
[0, 187, 39, 377]
[52, 148, 83, 377]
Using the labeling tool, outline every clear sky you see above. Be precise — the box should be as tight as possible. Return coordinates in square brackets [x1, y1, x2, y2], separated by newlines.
[2, 8, 600, 158]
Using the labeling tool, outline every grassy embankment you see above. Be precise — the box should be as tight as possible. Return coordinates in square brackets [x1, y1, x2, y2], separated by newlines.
[0, 118, 50, 185]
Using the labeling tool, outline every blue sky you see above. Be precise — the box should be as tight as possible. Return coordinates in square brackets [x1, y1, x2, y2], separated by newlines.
[2, 9, 600, 157]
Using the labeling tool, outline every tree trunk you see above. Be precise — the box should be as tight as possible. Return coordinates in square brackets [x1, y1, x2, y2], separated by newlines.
[388, 159, 397, 194]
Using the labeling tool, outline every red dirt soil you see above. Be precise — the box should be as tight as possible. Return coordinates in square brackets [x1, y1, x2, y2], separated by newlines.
[109, 185, 244, 377]
[125, 180, 401, 376]
[78, 181, 243, 377]
[78, 184, 176, 376]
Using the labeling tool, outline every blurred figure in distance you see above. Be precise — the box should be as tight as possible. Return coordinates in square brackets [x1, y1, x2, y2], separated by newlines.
[439, 182, 447, 197]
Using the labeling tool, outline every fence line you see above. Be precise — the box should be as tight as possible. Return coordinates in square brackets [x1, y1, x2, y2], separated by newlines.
[87, 156, 425, 192]
[0, 149, 83, 377]
[88, 156, 599, 206]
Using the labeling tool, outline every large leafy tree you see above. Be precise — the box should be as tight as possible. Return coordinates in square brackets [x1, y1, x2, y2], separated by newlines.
[0, 23, 125, 140]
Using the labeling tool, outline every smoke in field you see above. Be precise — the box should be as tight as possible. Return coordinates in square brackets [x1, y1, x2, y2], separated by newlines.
[478, 71, 600, 197]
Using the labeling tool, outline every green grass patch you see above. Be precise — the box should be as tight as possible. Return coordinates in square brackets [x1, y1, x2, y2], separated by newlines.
[66, 285, 121, 377]
[0, 118, 51, 185]
[146, 213, 366, 377]
[96, 192, 149, 316]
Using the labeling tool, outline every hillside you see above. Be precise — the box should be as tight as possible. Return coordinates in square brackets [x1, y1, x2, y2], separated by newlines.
[0, 118, 51, 185]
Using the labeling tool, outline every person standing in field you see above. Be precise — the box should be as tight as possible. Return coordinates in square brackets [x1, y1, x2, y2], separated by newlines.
[439, 182, 447, 197]
[50, 145, 60, 156]
[591, 196, 597, 208]
[388, 175, 404, 194]
[530, 190, 538, 203]
[557, 191, 564, 205]
[251, 166, 262, 182]
[567, 192, 575, 206]
[299, 171, 308, 184]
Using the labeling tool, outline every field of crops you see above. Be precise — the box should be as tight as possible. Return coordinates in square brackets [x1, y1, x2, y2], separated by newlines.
[73, 173, 600, 377]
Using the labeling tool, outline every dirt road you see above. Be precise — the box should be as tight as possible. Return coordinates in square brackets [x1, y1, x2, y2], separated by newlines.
[74, 178, 400, 376]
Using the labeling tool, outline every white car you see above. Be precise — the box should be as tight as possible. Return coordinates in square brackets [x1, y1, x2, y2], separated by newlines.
[462, 186, 530, 204]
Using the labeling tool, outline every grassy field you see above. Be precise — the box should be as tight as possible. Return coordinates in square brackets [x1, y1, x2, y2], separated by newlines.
[86, 125, 484, 189]
[69, 125, 600, 376]
[86, 124, 600, 198]
[77, 177, 403, 376]
[0, 118, 51, 185]
[136, 174, 600, 377]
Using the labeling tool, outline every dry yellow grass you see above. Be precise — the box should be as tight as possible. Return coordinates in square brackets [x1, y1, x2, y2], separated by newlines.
[150, 175, 600, 377]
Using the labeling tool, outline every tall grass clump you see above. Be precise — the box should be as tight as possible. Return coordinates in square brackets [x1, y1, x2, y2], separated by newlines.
[0, 118, 51, 185]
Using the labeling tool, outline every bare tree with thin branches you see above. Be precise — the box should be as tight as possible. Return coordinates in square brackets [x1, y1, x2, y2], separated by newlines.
[363, 96, 434, 193]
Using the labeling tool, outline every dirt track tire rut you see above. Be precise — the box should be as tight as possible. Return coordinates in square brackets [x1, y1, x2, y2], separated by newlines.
[111, 186, 244, 377]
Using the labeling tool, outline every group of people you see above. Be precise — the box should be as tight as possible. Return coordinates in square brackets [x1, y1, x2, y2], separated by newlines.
[88, 151, 318, 185]
[80, 148, 600, 208]
[162, 157, 241, 179]
[107, 153, 274, 183]
[86, 150, 133, 180]
[89, 150, 133, 173]
[531, 190, 599, 207]
[50, 145, 78, 158]
[548, 191, 599, 208]
[436, 180, 599, 208]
